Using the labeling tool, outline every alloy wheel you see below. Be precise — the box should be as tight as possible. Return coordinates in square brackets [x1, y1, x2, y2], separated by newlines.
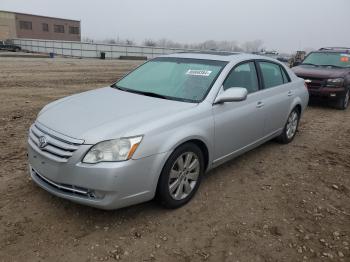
[286, 111, 299, 139]
[168, 152, 200, 200]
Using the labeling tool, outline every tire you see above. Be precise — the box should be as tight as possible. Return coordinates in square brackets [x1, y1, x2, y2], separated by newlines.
[335, 88, 349, 110]
[156, 142, 204, 209]
[276, 107, 300, 144]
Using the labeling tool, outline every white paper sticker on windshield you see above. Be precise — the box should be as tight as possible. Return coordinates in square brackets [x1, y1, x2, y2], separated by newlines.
[186, 69, 212, 76]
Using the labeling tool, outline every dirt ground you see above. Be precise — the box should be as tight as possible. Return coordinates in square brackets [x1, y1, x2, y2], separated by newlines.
[0, 57, 349, 262]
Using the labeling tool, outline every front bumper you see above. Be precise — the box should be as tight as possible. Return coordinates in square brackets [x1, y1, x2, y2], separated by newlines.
[28, 143, 168, 210]
[308, 87, 345, 99]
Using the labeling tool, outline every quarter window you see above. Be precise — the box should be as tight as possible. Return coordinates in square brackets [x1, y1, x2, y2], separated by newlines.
[19, 21, 32, 30]
[54, 24, 65, 33]
[259, 62, 284, 89]
[280, 67, 290, 83]
[223, 62, 259, 93]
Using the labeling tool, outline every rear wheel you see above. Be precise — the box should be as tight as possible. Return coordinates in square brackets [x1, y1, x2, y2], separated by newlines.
[335, 88, 349, 110]
[156, 143, 204, 209]
[277, 107, 300, 144]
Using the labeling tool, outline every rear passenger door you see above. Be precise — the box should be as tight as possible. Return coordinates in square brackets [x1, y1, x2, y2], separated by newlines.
[257, 61, 293, 136]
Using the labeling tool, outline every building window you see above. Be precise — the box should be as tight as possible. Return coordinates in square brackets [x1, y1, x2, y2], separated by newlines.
[69, 26, 80, 35]
[42, 23, 49, 32]
[19, 21, 32, 30]
[54, 24, 65, 33]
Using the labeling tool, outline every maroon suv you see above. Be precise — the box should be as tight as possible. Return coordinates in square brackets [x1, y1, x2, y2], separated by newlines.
[292, 47, 350, 109]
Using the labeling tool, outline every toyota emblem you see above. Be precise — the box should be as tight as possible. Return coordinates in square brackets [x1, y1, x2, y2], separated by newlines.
[38, 136, 48, 148]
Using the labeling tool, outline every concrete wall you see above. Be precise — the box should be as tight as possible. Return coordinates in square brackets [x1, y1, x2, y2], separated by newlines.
[0, 11, 17, 40]
[15, 13, 80, 41]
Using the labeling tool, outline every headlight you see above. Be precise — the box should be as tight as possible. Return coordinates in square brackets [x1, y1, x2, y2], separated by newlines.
[83, 136, 143, 163]
[326, 78, 344, 87]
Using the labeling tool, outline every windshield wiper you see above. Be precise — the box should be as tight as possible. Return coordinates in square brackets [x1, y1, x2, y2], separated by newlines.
[112, 85, 168, 99]
[319, 64, 342, 68]
[130, 90, 168, 99]
[301, 63, 318, 67]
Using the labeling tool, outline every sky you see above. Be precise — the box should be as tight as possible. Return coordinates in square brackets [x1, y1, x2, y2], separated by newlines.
[1, 0, 349, 53]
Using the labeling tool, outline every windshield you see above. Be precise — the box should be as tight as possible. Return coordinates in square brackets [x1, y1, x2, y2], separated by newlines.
[113, 57, 227, 102]
[302, 52, 350, 68]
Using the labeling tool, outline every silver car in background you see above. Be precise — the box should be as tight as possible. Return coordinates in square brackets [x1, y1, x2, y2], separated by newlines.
[28, 52, 308, 210]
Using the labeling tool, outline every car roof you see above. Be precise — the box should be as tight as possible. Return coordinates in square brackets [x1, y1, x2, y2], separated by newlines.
[161, 52, 278, 62]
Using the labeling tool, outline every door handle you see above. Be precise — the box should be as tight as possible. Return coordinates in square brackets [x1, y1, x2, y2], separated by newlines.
[287, 90, 294, 96]
[256, 101, 264, 108]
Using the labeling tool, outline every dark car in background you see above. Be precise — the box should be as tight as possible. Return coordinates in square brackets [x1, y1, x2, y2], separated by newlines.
[0, 40, 21, 52]
[292, 47, 350, 109]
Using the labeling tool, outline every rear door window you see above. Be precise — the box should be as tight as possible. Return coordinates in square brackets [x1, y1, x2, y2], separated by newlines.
[258, 62, 284, 89]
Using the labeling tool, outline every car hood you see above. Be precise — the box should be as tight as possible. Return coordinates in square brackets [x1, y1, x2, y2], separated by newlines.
[37, 87, 197, 144]
[292, 65, 349, 79]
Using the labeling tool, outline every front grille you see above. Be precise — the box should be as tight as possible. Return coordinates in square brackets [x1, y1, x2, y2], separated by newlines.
[28, 122, 83, 163]
[300, 77, 326, 89]
[31, 168, 96, 199]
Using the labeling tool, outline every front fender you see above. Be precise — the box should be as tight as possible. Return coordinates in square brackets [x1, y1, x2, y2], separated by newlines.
[132, 124, 214, 195]
[133, 126, 214, 162]
[163, 132, 213, 167]
[132, 108, 215, 169]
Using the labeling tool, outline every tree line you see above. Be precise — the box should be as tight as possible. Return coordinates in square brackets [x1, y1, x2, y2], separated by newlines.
[82, 37, 264, 53]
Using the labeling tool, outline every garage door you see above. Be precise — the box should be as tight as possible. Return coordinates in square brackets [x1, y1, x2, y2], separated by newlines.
[0, 25, 10, 40]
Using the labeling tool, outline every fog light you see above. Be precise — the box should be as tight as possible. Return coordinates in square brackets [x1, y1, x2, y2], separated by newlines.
[330, 93, 336, 97]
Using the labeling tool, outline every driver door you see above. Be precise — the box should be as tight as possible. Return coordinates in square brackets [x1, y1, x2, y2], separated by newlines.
[212, 61, 265, 164]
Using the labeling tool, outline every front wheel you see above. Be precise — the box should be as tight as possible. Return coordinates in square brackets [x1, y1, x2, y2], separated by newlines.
[277, 108, 300, 144]
[156, 143, 204, 209]
[335, 89, 349, 110]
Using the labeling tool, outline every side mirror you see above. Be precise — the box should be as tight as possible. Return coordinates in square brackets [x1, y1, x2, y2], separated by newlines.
[214, 87, 248, 104]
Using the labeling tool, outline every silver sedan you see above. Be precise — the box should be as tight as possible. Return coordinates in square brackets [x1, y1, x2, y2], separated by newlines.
[27, 52, 309, 209]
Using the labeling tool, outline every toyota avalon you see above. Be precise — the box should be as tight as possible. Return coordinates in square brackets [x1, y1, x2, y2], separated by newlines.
[28, 52, 309, 210]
